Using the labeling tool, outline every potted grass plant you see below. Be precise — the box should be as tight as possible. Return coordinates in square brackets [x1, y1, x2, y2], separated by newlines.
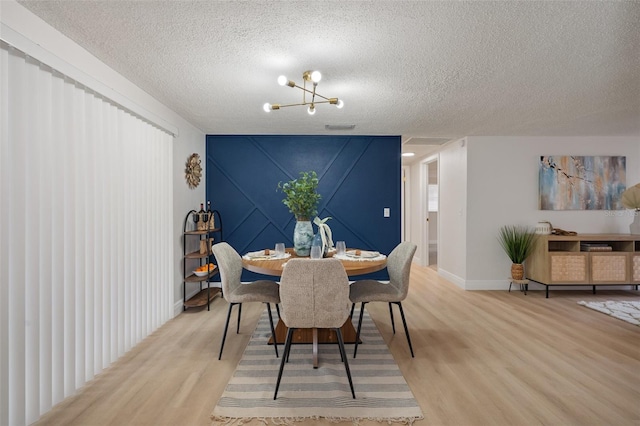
[498, 225, 539, 280]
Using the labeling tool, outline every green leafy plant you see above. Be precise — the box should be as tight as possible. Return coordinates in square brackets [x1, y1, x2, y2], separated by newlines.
[497, 225, 539, 264]
[277, 171, 322, 221]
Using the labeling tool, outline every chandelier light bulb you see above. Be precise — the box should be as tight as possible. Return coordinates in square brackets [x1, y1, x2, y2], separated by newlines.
[263, 103, 272, 112]
[277, 75, 288, 86]
[310, 71, 322, 83]
[307, 105, 316, 115]
[336, 99, 344, 109]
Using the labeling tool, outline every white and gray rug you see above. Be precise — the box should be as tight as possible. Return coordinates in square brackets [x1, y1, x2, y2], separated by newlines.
[578, 300, 640, 326]
[211, 307, 423, 425]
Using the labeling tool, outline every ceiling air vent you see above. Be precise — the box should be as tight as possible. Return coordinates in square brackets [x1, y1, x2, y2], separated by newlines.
[325, 124, 356, 131]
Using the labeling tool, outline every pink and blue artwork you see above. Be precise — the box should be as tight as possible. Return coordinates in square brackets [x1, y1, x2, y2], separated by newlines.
[539, 156, 626, 210]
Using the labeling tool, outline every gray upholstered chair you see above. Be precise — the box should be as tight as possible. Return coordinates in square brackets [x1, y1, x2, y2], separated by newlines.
[349, 241, 417, 358]
[211, 242, 280, 360]
[274, 258, 355, 400]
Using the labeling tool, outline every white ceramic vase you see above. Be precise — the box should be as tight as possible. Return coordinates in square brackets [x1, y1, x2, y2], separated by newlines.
[293, 220, 314, 256]
[630, 210, 640, 235]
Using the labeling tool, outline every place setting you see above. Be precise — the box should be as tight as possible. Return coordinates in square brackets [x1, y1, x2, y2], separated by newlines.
[333, 240, 387, 261]
[242, 243, 291, 260]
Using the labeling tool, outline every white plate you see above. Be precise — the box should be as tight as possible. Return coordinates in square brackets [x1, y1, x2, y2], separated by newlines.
[246, 250, 277, 260]
[193, 270, 210, 277]
[345, 250, 380, 259]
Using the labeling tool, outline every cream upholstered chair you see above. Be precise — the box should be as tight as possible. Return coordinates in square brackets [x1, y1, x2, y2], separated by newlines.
[349, 241, 417, 358]
[211, 242, 280, 360]
[274, 258, 355, 400]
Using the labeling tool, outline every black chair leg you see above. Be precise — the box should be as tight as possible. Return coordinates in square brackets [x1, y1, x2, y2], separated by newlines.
[275, 303, 281, 320]
[353, 302, 366, 358]
[336, 328, 356, 399]
[219, 303, 236, 360]
[274, 328, 295, 399]
[349, 303, 355, 320]
[266, 303, 278, 358]
[389, 302, 396, 334]
[395, 302, 415, 358]
[236, 303, 242, 333]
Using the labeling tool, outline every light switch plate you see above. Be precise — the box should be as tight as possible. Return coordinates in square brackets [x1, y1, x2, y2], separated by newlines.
[383, 208, 390, 217]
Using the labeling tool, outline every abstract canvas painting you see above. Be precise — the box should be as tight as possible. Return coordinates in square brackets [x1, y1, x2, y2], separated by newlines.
[539, 156, 626, 210]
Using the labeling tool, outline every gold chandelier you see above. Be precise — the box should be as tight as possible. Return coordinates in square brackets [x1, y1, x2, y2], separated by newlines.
[263, 70, 344, 115]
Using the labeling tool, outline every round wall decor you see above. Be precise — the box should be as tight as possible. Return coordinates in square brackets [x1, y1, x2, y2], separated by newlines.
[185, 153, 202, 189]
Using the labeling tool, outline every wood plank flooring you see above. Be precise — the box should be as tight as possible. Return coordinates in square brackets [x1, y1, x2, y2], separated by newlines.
[35, 265, 640, 425]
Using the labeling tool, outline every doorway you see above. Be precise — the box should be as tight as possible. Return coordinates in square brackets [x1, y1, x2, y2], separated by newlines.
[422, 158, 438, 268]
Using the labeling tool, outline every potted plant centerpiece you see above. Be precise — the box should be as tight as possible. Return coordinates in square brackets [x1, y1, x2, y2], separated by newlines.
[621, 183, 640, 235]
[498, 225, 539, 280]
[278, 171, 322, 256]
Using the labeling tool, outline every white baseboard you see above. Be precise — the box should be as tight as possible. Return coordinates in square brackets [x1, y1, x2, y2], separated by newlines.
[437, 269, 465, 289]
[460, 279, 638, 292]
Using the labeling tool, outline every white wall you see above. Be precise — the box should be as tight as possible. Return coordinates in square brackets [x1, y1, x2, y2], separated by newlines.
[465, 136, 640, 289]
[406, 136, 640, 290]
[1, 1, 205, 313]
[435, 138, 468, 287]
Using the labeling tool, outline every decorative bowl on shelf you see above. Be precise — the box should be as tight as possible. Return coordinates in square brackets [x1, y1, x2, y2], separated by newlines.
[193, 270, 209, 277]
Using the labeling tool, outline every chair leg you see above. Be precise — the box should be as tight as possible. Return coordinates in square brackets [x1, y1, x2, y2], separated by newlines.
[349, 303, 355, 320]
[353, 302, 366, 358]
[274, 328, 295, 399]
[236, 303, 242, 334]
[266, 303, 278, 358]
[388, 302, 396, 334]
[395, 302, 415, 358]
[275, 303, 281, 320]
[336, 328, 356, 399]
[218, 303, 236, 360]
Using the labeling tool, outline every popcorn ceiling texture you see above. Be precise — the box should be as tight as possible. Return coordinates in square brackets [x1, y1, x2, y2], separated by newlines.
[17, 1, 640, 138]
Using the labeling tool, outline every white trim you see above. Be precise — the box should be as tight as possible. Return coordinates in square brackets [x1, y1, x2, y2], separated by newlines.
[438, 269, 465, 289]
[1, 23, 179, 137]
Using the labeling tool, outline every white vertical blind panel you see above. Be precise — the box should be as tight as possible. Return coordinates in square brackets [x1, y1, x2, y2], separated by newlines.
[51, 71, 66, 409]
[7, 45, 28, 426]
[24, 55, 41, 424]
[36, 61, 54, 416]
[0, 43, 9, 426]
[0, 42, 174, 425]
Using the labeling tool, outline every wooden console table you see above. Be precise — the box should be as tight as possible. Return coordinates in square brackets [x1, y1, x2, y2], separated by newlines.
[526, 234, 640, 298]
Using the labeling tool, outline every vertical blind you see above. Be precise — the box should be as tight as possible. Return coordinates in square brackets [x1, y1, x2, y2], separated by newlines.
[0, 42, 174, 425]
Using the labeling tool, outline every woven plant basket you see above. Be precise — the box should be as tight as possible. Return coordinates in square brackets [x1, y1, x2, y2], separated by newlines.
[511, 263, 524, 280]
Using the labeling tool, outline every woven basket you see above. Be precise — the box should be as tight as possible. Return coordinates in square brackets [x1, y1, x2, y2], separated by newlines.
[511, 263, 525, 280]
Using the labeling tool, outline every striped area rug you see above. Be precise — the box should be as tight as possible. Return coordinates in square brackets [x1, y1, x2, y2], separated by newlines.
[211, 307, 423, 425]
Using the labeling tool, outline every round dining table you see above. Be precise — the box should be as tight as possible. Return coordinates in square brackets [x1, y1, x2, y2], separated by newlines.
[242, 247, 387, 277]
[242, 247, 387, 368]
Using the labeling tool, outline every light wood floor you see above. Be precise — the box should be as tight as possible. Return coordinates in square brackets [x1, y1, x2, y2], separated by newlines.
[35, 265, 640, 426]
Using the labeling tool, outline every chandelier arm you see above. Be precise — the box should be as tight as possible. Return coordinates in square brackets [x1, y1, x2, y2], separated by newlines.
[291, 84, 332, 101]
[272, 100, 334, 109]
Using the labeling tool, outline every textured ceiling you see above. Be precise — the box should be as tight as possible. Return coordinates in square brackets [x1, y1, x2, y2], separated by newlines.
[16, 1, 640, 151]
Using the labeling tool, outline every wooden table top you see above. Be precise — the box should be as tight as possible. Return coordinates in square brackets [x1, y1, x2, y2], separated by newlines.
[242, 248, 387, 277]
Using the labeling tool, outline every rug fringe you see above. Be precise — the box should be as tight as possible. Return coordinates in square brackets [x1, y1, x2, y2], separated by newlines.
[210, 415, 425, 426]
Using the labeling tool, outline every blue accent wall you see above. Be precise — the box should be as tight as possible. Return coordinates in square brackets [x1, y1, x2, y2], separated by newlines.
[205, 134, 401, 281]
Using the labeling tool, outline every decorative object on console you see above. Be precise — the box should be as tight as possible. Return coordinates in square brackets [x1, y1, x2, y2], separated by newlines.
[539, 156, 626, 210]
[498, 225, 539, 280]
[312, 216, 333, 255]
[185, 153, 202, 189]
[263, 70, 344, 115]
[621, 183, 640, 235]
[278, 171, 322, 256]
[535, 221, 553, 235]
